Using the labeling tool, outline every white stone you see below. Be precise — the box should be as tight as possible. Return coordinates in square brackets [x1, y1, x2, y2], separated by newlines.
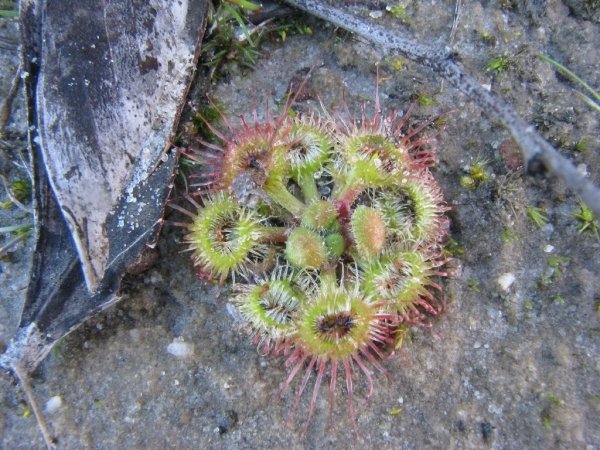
[45, 396, 62, 414]
[544, 244, 554, 253]
[167, 337, 194, 358]
[497, 273, 516, 291]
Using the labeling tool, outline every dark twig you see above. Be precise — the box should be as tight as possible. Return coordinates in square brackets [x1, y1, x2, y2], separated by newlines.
[449, 0, 462, 47]
[0, 174, 30, 212]
[0, 34, 18, 50]
[13, 365, 57, 449]
[0, 233, 28, 258]
[0, 63, 22, 132]
[283, 0, 600, 218]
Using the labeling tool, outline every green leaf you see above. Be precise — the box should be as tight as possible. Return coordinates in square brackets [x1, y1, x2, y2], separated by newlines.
[222, 3, 256, 47]
[0, 9, 18, 17]
[226, 0, 260, 11]
[537, 53, 600, 111]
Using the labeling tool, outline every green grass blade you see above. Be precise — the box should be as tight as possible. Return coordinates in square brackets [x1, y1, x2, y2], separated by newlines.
[222, 3, 256, 47]
[576, 91, 600, 113]
[0, 223, 30, 233]
[537, 53, 600, 104]
[226, 0, 260, 10]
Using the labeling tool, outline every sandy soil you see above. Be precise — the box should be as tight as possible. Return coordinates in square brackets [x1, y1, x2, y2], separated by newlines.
[1, 1, 599, 449]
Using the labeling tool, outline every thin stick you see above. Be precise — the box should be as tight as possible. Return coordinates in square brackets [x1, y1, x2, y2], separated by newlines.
[449, 0, 462, 47]
[0, 232, 28, 257]
[283, 0, 600, 218]
[0, 63, 22, 131]
[13, 365, 57, 449]
[1, 174, 31, 212]
[441, 0, 461, 93]
[0, 34, 19, 50]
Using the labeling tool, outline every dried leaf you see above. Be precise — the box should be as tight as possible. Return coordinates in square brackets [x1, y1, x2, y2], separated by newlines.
[2, 0, 208, 374]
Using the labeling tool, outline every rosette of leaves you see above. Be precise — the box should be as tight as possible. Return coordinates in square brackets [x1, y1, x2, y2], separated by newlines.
[182, 96, 450, 434]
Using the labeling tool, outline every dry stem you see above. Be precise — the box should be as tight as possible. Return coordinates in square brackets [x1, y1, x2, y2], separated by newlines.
[283, 0, 600, 218]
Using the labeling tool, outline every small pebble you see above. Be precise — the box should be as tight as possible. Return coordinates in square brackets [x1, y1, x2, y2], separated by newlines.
[542, 223, 554, 234]
[544, 244, 554, 253]
[369, 10, 384, 18]
[497, 273, 516, 291]
[576, 163, 588, 177]
[167, 338, 194, 359]
[45, 396, 62, 414]
[128, 328, 141, 342]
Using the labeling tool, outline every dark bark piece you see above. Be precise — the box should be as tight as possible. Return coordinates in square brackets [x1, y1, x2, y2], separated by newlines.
[1, 0, 208, 373]
[37, 0, 207, 292]
[1, 1, 207, 447]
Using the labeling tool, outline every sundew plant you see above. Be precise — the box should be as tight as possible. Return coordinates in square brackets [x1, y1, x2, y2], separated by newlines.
[178, 84, 451, 434]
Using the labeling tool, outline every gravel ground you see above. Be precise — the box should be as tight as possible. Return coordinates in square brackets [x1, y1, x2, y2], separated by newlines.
[1, 1, 599, 449]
